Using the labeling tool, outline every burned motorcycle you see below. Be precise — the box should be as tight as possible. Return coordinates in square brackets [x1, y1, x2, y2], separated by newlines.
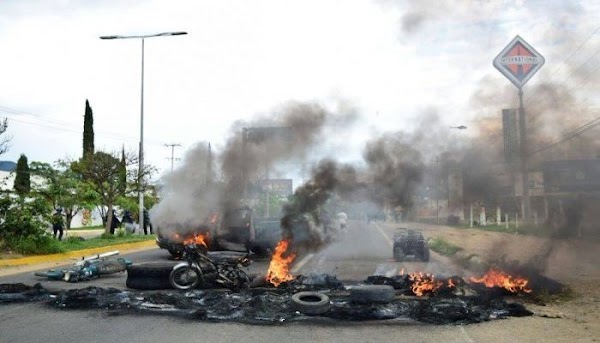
[169, 243, 252, 291]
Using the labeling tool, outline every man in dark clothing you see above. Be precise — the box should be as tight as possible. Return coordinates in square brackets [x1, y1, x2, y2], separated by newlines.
[122, 210, 135, 234]
[143, 209, 153, 235]
[52, 209, 64, 241]
[109, 209, 121, 235]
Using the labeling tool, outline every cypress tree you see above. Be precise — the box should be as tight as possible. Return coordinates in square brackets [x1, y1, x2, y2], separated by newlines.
[119, 146, 127, 195]
[14, 154, 30, 195]
[83, 99, 95, 158]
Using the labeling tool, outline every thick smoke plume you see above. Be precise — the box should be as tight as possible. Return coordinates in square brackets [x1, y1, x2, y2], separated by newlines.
[150, 143, 219, 235]
[281, 132, 426, 252]
[151, 100, 357, 236]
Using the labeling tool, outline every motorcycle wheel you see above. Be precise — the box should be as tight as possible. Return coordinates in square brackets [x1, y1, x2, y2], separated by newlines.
[169, 265, 202, 290]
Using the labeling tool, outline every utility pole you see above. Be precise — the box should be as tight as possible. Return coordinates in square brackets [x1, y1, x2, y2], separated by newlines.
[518, 92, 530, 222]
[164, 143, 182, 172]
[435, 156, 440, 225]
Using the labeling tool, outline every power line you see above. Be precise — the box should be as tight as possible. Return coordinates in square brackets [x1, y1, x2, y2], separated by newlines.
[529, 116, 600, 156]
[0, 105, 165, 146]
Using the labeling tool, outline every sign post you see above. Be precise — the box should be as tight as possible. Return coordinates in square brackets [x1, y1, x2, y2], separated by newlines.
[493, 35, 544, 222]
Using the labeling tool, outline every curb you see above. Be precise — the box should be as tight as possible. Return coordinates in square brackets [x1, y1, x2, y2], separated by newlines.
[0, 240, 157, 267]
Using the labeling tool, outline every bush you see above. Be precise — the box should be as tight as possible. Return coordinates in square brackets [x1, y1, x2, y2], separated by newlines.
[428, 237, 462, 257]
[12, 233, 63, 255]
[0, 193, 54, 254]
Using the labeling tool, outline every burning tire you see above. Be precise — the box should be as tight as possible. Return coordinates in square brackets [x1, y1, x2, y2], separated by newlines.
[349, 285, 395, 304]
[291, 291, 331, 315]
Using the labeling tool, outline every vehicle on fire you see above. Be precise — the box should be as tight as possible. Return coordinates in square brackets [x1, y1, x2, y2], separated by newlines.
[393, 228, 430, 262]
[156, 223, 215, 258]
[156, 207, 255, 257]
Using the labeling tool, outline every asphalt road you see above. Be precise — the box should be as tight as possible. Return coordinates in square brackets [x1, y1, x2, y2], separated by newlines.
[0, 221, 584, 343]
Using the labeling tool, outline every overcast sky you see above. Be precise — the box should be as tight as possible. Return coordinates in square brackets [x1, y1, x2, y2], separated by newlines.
[0, 0, 598, 179]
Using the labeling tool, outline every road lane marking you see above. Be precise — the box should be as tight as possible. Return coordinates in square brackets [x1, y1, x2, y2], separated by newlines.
[291, 253, 314, 273]
[459, 325, 474, 343]
[373, 223, 393, 248]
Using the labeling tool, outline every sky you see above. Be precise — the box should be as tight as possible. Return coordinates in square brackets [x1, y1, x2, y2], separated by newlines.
[0, 0, 598, 181]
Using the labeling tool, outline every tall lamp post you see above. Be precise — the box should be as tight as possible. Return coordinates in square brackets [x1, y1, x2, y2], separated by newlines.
[100, 31, 187, 232]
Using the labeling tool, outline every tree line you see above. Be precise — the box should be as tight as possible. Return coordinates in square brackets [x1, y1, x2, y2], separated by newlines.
[0, 100, 157, 254]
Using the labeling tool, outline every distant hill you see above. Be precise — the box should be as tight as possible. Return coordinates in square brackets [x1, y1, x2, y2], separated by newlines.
[0, 161, 16, 172]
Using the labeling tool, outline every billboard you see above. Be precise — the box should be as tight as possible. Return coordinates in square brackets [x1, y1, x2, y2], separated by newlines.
[258, 179, 293, 196]
[493, 35, 545, 89]
[543, 160, 600, 193]
[243, 127, 291, 145]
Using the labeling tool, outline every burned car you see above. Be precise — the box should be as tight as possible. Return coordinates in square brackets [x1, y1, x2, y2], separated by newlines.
[156, 223, 216, 258]
[156, 207, 255, 258]
[393, 228, 430, 262]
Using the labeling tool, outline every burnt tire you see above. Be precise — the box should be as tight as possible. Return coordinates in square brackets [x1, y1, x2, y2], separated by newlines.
[126, 263, 175, 290]
[127, 262, 177, 278]
[349, 285, 395, 304]
[126, 276, 172, 290]
[393, 246, 405, 262]
[291, 291, 331, 315]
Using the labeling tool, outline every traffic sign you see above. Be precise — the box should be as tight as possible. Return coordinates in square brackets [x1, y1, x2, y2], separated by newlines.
[493, 35, 544, 89]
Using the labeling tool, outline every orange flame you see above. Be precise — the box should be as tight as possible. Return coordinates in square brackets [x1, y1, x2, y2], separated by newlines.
[469, 268, 532, 293]
[399, 268, 405, 276]
[448, 278, 456, 288]
[266, 240, 296, 287]
[409, 272, 443, 297]
[183, 232, 209, 248]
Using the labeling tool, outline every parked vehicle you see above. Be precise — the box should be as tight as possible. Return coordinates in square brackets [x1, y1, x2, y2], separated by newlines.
[169, 243, 252, 291]
[34, 251, 132, 282]
[393, 228, 430, 262]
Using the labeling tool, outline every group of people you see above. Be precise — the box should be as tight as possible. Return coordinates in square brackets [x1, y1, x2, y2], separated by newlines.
[107, 209, 153, 235]
[51, 208, 154, 241]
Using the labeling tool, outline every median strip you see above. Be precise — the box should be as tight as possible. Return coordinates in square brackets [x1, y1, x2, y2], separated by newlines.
[0, 240, 157, 267]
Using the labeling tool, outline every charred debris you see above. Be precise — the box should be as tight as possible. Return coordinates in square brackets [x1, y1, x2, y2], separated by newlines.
[1, 265, 569, 325]
[0, 273, 537, 325]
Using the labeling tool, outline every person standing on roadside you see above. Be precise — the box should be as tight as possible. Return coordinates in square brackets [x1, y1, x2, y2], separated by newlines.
[52, 209, 65, 241]
[143, 209, 153, 235]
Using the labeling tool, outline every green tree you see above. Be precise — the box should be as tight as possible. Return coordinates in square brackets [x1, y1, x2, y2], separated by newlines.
[30, 160, 98, 231]
[76, 151, 139, 234]
[0, 118, 11, 156]
[119, 146, 127, 196]
[13, 154, 30, 195]
[0, 193, 58, 254]
[83, 99, 95, 158]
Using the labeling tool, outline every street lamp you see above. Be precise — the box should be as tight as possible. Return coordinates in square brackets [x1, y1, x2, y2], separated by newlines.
[100, 31, 187, 233]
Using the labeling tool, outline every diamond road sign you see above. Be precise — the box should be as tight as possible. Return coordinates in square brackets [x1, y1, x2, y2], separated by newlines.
[493, 35, 545, 89]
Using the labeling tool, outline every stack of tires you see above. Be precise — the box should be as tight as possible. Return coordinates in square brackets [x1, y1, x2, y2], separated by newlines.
[126, 262, 176, 290]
